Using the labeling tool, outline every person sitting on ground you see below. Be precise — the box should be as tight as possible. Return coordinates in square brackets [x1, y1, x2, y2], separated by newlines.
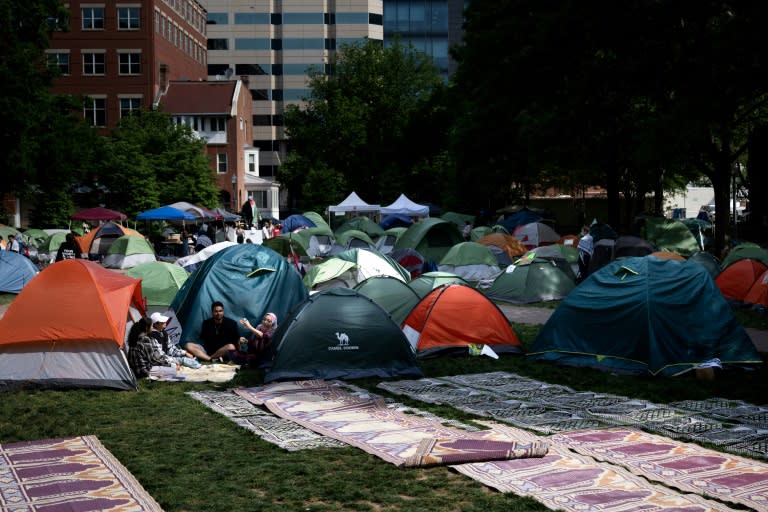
[127, 317, 170, 378]
[9, 235, 20, 253]
[184, 301, 240, 363]
[149, 312, 200, 369]
[233, 312, 278, 366]
[55, 233, 83, 261]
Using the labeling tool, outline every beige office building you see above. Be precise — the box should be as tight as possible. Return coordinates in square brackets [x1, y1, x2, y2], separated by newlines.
[200, 0, 384, 212]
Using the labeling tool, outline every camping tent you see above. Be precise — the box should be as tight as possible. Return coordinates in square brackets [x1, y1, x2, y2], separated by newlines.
[263, 227, 335, 259]
[0, 260, 143, 390]
[381, 194, 429, 217]
[38, 231, 69, 264]
[265, 288, 422, 382]
[125, 261, 190, 312]
[328, 191, 381, 216]
[303, 248, 410, 291]
[171, 243, 308, 347]
[379, 214, 413, 230]
[408, 271, 469, 299]
[744, 269, 768, 310]
[513, 222, 560, 249]
[75, 222, 143, 260]
[527, 256, 762, 377]
[715, 258, 768, 303]
[437, 242, 502, 284]
[402, 284, 524, 358]
[174, 241, 237, 273]
[0, 251, 38, 293]
[476, 233, 527, 265]
[641, 217, 701, 257]
[354, 275, 422, 326]
[332, 229, 377, 251]
[393, 217, 464, 263]
[481, 258, 575, 304]
[282, 214, 316, 233]
[168, 201, 221, 221]
[71, 207, 127, 221]
[722, 244, 768, 270]
[102, 235, 156, 269]
[390, 247, 426, 279]
[688, 251, 721, 280]
[335, 216, 385, 238]
[375, 227, 407, 255]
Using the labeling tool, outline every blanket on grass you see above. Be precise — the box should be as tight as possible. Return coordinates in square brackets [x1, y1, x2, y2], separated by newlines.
[452, 422, 739, 512]
[149, 363, 238, 383]
[0, 435, 162, 511]
[235, 380, 549, 467]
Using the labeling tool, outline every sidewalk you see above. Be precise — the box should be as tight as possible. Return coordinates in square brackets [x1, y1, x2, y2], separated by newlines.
[498, 304, 768, 354]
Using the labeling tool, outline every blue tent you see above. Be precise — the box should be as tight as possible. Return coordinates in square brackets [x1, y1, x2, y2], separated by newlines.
[170, 244, 308, 346]
[282, 214, 316, 232]
[136, 206, 197, 222]
[379, 214, 413, 230]
[527, 256, 762, 377]
[0, 251, 38, 293]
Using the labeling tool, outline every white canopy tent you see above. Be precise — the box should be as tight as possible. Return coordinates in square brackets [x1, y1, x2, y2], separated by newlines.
[381, 194, 429, 217]
[328, 192, 381, 215]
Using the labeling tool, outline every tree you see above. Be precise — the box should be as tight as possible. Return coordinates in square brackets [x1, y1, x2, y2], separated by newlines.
[99, 110, 220, 217]
[279, 39, 445, 212]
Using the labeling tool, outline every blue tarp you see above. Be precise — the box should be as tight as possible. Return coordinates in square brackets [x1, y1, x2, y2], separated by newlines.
[136, 206, 197, 222]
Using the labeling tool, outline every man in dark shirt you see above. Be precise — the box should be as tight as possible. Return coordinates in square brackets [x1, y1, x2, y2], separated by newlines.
[184, 301, 240, 362]
[55, 233, 83, 262]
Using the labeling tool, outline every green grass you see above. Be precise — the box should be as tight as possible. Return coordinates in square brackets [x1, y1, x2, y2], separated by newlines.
[2, 295, 768, 510]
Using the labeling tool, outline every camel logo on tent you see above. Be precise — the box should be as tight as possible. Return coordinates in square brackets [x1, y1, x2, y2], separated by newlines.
[329, 332, 359, 351]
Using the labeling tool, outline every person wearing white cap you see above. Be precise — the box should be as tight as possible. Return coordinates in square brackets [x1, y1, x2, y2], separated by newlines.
[150, 312, 200, 369]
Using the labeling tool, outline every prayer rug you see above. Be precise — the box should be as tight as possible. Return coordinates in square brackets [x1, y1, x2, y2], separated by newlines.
[150, 363, 238, 383]
[0, 435, 162, 511]
[186, 390, 348, 451]
[452, 422, 739, 512]
[236, 380, 549, 467]
[550, 427, 768, 511]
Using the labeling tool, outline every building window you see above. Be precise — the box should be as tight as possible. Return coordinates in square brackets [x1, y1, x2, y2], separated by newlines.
[207, 38, 228, 50]
[248, 154, 256, 173]
[117, 6, 140, 29]
[252, 115, 270, 126]
[208, 63, 229, 75]
[211, 118, 226, 131]
[235, 38, 270, 50]
[118, 52, 141, 74]
[119, 97, 141, 117]
[336, 13, 368, 24]
[84, 97, 106, 127]
[47, 52, 70, 75]
[207, 12, 227, 24]
[82, 52, 105, 75]
[234, 12, 269, 24]
[283, 38, 323, 50]
[217, 153, 227, 173]
[82, 7, 104, 30]
[235, 63, 269, 75]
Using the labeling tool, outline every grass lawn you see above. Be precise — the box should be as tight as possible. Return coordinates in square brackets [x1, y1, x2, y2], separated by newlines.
[1, 293, 768, 511]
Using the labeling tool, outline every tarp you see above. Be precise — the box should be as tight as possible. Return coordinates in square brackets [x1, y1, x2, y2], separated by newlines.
[482, 258, 575, 304]
[71, 207, 127, 221]
[0, 260, 143, 390]
[171, 243, 308, 347]
[393, 217, 464, 263]
[102, 235, 156, 269]
[0, 251, 38, 293]
[381, 194, 429, 217]
[168, 201, 221, 220]
[265, 288, 422, 383]
[402, 284, 524, 358]
[527, 256, 763, 377]
[328, 191, 381, 214]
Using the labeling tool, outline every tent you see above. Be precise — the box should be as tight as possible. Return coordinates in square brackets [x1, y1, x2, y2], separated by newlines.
[381, 194, 429, 217]
[715, 258, 768, 302]
[390, 247, 426, 279]
[722, 244, 768, 270]
[0, 260, 143, 390]
[0, 251, 38, 293]
[440, 212, 476, 231]
[21, 228, 50, 249]
[332, 229, 377, 251]
[102, 235, 156, 269]
[264, 227, 335, 259]
[374, 227, 407, 255]
[437, 242, 501, 284]
[71, 207, 127, 222]
[265, 288, 422, 383]
[613, 235, 656, 259]
[124, 261, 190, 312]
[174, 241, 237, 273]
[38, 231, 69, 264]
[402, 284, 524, 358]
[498, 208, 543, 234]
[303, 248, 410, 291]
[282, 214, 316, 233]
[744, 269, 768, 310]
[353, 275, 422, 326]
[136, 205, 197, 222]
[168, 201, 221, 221]
[408, 271, 469, 299]
[513, 222, 560, 249]
[328, 191, 381, 215]
[476, 233, 527, 266]
[641, 217, 701, 257]
[379, 214, 413, 230]
[170, 243, 308, 347]
[393, 217, 464, 263]
[470, 226, 493, 241]
[335, 217, 385, 238]
[75, 222, 143, 260]
[211, 207, 242, 222]
[688, 251, 721, 280]
[527, 257, 763, 377]
[481, 258, 575, 304]
[302, 211, 331, 231]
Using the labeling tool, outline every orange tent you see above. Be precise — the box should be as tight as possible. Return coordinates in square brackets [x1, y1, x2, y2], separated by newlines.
[401, 284, 523, 357]
[649, 251, 685, 261]
[75, 221, 143, 259]
[744, 269, 768, 308]
[558, 234, 580, 247]
[0, 260, 145, 390]
[477, 233, 527, 260]
[715, 258, 768, 302]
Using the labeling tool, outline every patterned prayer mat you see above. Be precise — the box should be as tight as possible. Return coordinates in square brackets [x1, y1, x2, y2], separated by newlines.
[186, 390, 348, 451]
[452, 422, 739, 512]
[235, 380, 549, 467]
[150, 363, 238, 383]
[550, 427, 768, 511]
[0, 435, 162, 511]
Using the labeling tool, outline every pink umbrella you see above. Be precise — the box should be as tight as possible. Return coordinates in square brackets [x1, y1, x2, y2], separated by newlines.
[71, 207, 127, 221]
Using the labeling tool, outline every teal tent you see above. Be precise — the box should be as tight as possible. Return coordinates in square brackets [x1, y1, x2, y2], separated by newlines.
[170, 244, 308, 346]
[409, 271, 469, 299]
[393, 217, 464, 263]
[265, 288, 423, 382]
[354, 275, 421, 325]
[641, 217, 700, 257]
[527, 256, 762, 377]
[482, 258, 575, 304]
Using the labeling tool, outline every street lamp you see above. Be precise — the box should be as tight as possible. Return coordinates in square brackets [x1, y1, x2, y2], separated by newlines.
[231, 174, 237, 211]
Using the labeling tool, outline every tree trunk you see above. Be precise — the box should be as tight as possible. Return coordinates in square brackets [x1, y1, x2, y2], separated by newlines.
[747, 125, 768, 242]
[710, 162, 731, 258]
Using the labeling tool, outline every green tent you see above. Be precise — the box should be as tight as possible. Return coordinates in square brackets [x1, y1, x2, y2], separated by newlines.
[375, 227, 407, 254]
[265, 288, 423, 383]
[302, 211, 331, 231]
[641, 217, 701, 257]
[722, 244, 768, 269]
[354, 275, 421, 326]
[303, 248, 410, 291]
[393, 217, 464, 263]
[335, 216, 385, 238]
[334, 229, 376, 250]
[482, 258, 575, 304]
[21, 228, 50, 248]
[440, 211, 476, 231]
[38, 232, 69, 264]
[171, 243, 308, 347]
[437, 241, 501, 284]
[102, 235, 156, 269]
[125, 261, 190, 311]
[527, 256, 762, 376]
[263, 226, 335, 259]
[470, 226, 493, 241]
[408, 271, 469, 299]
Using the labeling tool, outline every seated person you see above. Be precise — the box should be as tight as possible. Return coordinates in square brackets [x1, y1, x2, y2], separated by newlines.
[184, 301, 239, 362]
[232, 312, 278, 366]
[149, 312, 200, 369]
[127, 317, 170, 378]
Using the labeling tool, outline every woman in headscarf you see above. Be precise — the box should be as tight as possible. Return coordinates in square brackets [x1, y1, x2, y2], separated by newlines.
[233, 313, 278, 366]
